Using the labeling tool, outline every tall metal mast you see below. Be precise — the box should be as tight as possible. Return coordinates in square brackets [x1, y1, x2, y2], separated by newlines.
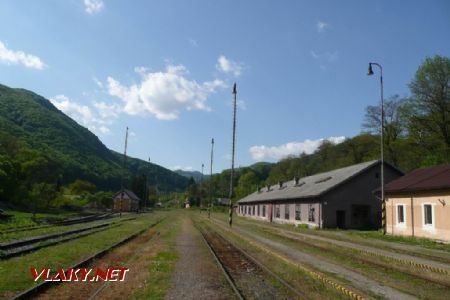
[229, 83, 237, 227]
[208, 138, 214, 218]
[119, 126, 129, 217]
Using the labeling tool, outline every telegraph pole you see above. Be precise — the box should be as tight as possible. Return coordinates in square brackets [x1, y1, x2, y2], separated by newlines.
[229, 83, 237, 227]
[201, 163, 204, 209]
[120, 126, 129, 218]
[209, 138, 214, 218]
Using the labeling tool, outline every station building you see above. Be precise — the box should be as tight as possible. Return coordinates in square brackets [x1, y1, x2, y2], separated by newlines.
[385, 164, 450, 242]
[113, 189, 140, 212]
[237, 160, 403, 229]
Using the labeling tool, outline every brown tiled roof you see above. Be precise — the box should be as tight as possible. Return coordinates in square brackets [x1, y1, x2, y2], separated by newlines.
[385, 164, 450, 194]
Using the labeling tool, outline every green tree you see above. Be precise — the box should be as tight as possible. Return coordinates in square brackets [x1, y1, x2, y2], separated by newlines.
[69, 179, 97, 195]
[235, 171, 259, 199]
[409, 55, 450, 162]
[363, 95, 409, 165]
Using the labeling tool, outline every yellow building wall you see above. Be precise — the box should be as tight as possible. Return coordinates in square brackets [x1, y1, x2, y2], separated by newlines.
[386, 192, 450, 242]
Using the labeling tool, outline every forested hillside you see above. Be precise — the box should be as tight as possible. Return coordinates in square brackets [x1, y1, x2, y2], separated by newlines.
[0, 84, 189, 207]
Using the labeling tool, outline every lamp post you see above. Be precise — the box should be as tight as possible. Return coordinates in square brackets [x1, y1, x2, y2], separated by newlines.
[367, 62, 385, 235]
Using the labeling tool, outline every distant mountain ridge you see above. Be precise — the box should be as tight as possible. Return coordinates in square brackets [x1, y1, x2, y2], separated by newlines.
[0, 83, 189, 191]
[174, 170, 204, 182]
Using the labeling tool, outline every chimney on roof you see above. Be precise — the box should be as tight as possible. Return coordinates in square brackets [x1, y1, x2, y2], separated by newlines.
[267, 185, 271, 191]
[257, 186, 261, 193]
[294, 176, 299, 185]
[279, 181, 283, 188]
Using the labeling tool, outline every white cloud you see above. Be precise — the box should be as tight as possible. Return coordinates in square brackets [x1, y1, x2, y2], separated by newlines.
[0, 41, 46, 70]
[93, 77, 103, 88]
[93, 101, 121, 119]
[310, 50, 319, 59]
[50, 95, 119, 136]
[84, 0, 104, 14]
[317, 20, 329, 33]
[188, 38, 199, 47]
[107, 64, 226, 120]
[216, 55, 244, 77]
[249, 136, 346, 161]
[310, 50, 338, 62]
[171, 166, 194, 171]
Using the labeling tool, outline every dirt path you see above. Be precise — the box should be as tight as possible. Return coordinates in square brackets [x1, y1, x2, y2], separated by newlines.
[165, 217, 236, 300]
[215, 219, 418, 300]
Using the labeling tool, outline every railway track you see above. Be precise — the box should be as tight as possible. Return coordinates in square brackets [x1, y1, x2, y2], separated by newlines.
[230, 218, 450, 280]
[194, 219, 307, 300]
[0, 217, 138, 259]
[207, 217, 372, 300]
[85, 231, 161, 300]
[0, 213, 115, 235]
[210, 216, 450, 299]
[11, 217, 165, 300]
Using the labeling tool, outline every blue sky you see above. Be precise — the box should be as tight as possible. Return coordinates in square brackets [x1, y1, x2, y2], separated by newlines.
[0, 1, 449, 172]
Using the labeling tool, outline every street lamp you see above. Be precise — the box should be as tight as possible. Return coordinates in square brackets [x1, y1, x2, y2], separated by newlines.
[367, 62, 385, 235]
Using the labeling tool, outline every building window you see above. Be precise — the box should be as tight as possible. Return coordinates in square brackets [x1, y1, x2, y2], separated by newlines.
[295, 204, 301, 220]
[275, 205, 280, 218]
[262, 205, 266, 217]
[308, 204, 315, 222]
[257, 205, 260, 216]
[424, 204, 433, 226]
[397, 205, 405, 225]
[253, 205, 256, 215]
[285, 204, 290, 219]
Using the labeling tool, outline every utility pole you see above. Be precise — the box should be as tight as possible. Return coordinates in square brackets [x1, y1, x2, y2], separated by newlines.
[120, 126, 129, 218]
[209, 138, 214, 219]
[229, 83, 237, 227]
[145, 157, 151, 208]
[201, 163, 204, 208]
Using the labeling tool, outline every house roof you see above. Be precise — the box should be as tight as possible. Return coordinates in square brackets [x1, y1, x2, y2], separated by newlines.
[238, 160, 398, 204]
[385, 163, 450, 194]
[113, 189, 140, 201]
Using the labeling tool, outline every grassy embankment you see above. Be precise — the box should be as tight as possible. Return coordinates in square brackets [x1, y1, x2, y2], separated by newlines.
[0, 212, 166, 298]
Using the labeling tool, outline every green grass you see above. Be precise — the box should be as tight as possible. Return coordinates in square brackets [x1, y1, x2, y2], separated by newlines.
[134, 213, 181, 299]
[0, 215, 136, 242]
[134, 251, 178, 299]
[0, 210, 79, 231]
[340, 229, 450, 252]
[0, 212, 164, 298]
[220, 212, 450, 258]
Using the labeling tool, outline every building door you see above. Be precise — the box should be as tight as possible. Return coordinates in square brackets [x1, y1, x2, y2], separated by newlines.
[351, 205, 371, 229]
[336, 210, 346, 229]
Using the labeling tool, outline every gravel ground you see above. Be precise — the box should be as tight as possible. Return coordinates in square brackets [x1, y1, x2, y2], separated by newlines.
[220, 219, 418, 300]
[265, 226, 450, 272]
[165, 218, 236, 300]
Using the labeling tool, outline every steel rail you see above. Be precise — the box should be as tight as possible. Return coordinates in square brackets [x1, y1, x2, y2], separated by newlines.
[194, 222, 244, 300]
[10, 218, 165, 300]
